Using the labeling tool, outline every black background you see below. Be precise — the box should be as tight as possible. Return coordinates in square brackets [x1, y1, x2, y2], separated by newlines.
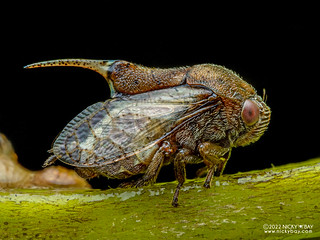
[1, 5, 319, 186]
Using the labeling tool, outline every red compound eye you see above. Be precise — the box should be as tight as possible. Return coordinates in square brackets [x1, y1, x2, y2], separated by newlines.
[241, 99, 260, 126]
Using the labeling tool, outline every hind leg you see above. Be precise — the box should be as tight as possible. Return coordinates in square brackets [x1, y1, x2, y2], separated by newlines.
[134, 141, 174, 187]
[119, 141, 173, 188]
[43, 155, 58, 167]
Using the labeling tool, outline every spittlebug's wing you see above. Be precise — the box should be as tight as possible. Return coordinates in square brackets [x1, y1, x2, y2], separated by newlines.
[51, 85, 220, 167]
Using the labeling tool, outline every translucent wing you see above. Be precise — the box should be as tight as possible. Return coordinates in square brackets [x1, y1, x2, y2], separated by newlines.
[52, 85, 219, 167]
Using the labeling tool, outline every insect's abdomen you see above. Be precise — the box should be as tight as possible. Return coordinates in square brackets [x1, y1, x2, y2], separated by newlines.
[96, 144, 159, 179]
[75, 146, 158, 180]
[108, 61, 189, 94]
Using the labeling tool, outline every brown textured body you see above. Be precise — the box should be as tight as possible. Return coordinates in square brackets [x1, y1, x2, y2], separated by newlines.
[108, 61, 189, 94]
[25, 59, 271, 206]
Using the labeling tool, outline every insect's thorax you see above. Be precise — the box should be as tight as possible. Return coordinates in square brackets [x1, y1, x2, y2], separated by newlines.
[174, 99, 244, 154]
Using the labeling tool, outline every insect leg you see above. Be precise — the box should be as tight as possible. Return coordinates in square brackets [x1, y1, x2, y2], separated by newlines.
[42, 155, 58, 167]
[172, 148, 201, 207]
[199, 142, 231, 188]
[196, 156, 229, 179]
[203, 166, 215, 188]
[172, 150, 187, 207]
[134, 141, 172, 187]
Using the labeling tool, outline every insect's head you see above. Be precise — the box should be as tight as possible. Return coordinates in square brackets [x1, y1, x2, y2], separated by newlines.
[234, 94, 271, 147]
[186, 64, 271, 147]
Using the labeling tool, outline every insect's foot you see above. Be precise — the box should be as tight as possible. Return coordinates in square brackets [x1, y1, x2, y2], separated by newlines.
[171, 198, 179, 207]
[172, 202, 179, 207]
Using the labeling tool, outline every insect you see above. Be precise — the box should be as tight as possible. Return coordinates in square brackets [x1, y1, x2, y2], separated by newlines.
[25, 59, 271, 206]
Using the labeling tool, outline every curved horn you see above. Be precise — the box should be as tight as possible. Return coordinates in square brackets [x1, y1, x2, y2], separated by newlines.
[24, 59, 116, 95]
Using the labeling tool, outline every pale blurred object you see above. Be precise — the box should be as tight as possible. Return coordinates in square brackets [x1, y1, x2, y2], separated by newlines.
[0, 133, 91, 189]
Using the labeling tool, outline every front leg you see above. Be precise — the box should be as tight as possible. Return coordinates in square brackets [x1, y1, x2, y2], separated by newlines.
[199, 142, 231, 189]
